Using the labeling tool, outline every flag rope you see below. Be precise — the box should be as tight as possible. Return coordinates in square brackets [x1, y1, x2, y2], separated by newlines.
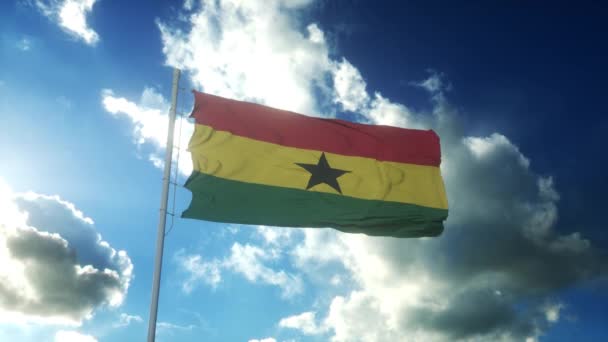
[165, 107, 186, 237]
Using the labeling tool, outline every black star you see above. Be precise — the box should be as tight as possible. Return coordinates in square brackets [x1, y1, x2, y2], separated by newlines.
[296, 153, 350, 194]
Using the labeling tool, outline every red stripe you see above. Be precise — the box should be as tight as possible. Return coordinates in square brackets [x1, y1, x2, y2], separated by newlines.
[191, 91, 441, 166]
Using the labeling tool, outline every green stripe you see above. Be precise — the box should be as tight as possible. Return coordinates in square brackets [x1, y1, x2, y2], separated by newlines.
[182, 172, 447, 238]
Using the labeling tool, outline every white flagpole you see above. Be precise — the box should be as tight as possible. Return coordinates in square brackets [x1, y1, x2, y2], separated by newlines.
[147, 68, 181, 342]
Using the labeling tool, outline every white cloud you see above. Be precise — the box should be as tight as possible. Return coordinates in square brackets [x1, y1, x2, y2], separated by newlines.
[175, 251, 222, 293]
[113, 313, 143, 328]
[255, 226, 294, 247]
[307, 23, 325, 44]
[157, 0, 328, 115]
[0, 177, 132, 325]
[279, 311, 325, 335]
[154, 321, 198, 340]
[176, 242, 303, 298]
[465, 133, 529, 168]
[323, 291, 409, 342]
[332, 58, 369, 112]
[543, 303, 563, 323]
[101, 88, 170, 146]
[54, 330, 97, 342]
[366, 92, 421, 128]
[292, 229, 351, 269]
[248, 338, 277, 342]
[183, 0, 195, 10]
[413, 70, 451, 93]
[330, 275, 342, 286]
[101, 87, 193, 176]
[35, 0, 99, 45]
[157, 321, 195, 331]
[225, 243, 303, 298]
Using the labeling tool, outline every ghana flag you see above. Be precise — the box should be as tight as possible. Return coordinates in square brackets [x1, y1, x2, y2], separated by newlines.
[182, 91, 448, 237]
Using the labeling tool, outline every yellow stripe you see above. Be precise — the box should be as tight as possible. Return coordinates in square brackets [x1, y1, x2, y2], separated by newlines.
[189, 124, 448, 209]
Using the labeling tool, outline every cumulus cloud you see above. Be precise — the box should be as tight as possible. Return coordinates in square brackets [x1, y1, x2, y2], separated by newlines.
[54, 330, 97, 342]
[101, 87, 193, 175]
[157, 0, 328, 115]
[175, 241, 303, 298]
[279, 78, 607, 341]
[0, 178, 132, 325]
[34, 0, 99, 45]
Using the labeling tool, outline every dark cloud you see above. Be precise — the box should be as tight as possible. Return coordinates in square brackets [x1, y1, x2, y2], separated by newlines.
[14, 195, 121, 273]
[410, 289, 533, 340]
[359, 101, 606, 339]
[0, 191, 132, 324]
[288, 76, 607, 341]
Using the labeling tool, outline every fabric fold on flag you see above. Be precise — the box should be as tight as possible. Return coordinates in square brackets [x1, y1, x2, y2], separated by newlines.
[183, 91, 448, 238]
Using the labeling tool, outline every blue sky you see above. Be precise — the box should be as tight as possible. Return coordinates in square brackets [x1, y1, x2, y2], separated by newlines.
[1, 1, 607, 341]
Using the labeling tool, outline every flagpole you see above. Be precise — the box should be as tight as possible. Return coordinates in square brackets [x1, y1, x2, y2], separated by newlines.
[147, 68, 181, 342]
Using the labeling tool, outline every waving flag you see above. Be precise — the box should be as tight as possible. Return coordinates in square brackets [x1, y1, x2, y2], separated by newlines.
[183, 91, 448, 237]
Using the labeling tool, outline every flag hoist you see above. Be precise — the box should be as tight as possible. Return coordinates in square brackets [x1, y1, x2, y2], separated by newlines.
[147, 68, 180, 342]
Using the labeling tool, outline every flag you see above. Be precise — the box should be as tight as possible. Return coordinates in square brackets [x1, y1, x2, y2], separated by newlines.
[182, 91, 448, 237]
